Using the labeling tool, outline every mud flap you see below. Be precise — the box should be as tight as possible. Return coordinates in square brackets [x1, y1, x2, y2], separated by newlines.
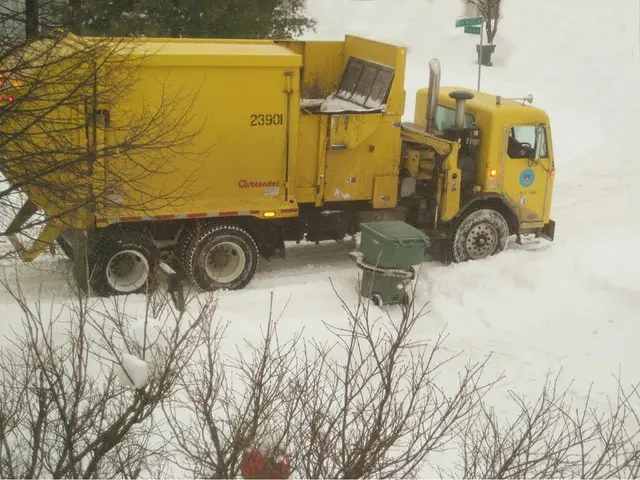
[157, 261, 185, 313]
[424, 228, 452, 264]
[540, 219, 556, 242]
[437, 238, 453, 265]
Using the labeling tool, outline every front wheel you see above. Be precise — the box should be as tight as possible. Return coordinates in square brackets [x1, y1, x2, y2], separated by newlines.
[184, 224, 259, 291]
[452, 209, 510, 262]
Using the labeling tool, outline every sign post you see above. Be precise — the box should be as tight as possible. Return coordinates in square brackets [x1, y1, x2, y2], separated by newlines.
[456, 16, 485, 91]
[477, 20, 484, 91]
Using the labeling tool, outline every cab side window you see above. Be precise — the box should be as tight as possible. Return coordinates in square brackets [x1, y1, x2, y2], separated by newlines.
[507, 125, 548, 159]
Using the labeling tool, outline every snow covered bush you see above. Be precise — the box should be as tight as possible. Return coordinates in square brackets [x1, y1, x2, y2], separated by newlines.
[165, 286, 496, 478]
[0, 280, 210, 478]
[0, 274, 638, 479]
[445, 371, 640, 479]
[163, 283, 640, 479]
[115, 353, 150, 388]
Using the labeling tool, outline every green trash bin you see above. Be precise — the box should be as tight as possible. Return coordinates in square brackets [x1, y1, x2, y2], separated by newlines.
[359, 267, 414, 307]
[359, 221, 430, 269]
[350, 221, 430, 306]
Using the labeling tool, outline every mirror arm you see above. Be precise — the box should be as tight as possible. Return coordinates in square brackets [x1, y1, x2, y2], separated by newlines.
[533, 124, 544, 162]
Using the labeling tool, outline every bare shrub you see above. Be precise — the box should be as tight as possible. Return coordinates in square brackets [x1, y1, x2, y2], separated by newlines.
[464, 0, 502, 44]
[163, 292, 302, 478]
[0, 267, 638, 479]
[0, 277, 209, 478]
[167, 284, 499, 479]
[285, 286, 498, 478]
[0, 4, 205, 259]
[448, 371, 640, 479]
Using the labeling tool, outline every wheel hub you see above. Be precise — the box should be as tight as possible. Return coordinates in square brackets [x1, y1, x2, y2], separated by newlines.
[465, 223, 498, 259]
[205, 242, 246, 284]
[106, 250, 150, 293]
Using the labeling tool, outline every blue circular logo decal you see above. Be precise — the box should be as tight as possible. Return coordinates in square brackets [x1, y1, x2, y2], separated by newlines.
[519, 168, 535, 188]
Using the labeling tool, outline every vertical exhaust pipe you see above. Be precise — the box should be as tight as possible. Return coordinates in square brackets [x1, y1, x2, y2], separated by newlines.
[448, 90, 475, 129]
[425, 58, 441, 133]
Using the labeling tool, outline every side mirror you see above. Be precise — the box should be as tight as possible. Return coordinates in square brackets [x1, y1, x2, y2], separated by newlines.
[533, 125, 544, 162]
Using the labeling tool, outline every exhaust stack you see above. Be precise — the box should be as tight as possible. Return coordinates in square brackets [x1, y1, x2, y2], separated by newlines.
[425, 59, 441, 132]
[448, 90, 475, 129]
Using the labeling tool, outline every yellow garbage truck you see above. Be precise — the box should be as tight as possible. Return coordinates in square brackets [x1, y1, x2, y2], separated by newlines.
[1, 34, 556, 296]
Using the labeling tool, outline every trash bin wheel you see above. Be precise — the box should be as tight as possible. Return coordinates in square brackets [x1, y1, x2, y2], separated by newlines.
[370, 293, 383, 307]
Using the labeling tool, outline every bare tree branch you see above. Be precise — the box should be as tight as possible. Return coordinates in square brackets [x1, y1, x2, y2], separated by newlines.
[464, 0, 502, 43]
[0, 8, 207, 252]
[163, 291, 301, 478]
[0, 274, 208, 478]
[448, 370, 640, 479]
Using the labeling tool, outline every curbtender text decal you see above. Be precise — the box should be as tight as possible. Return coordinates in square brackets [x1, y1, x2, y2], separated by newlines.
[238, 180, 280, 188]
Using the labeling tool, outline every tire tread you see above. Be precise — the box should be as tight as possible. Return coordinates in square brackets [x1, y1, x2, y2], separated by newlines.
[183, 223, 259, 291]
[88, 229, 158, 296]
[451, 208, 509, 262]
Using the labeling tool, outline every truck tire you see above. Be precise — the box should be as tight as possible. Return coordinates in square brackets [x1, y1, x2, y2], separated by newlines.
[452, 208, 509, 262]
[88, 230, 159, 296]
[184, 224, 258, 291]
[174, 224, 200, 275]
[72, 236, 90, 294]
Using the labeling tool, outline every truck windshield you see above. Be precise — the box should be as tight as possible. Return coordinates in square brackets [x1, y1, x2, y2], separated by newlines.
[435, 105, 474, 131]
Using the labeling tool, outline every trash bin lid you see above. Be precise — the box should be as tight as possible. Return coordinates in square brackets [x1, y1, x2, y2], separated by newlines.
[360, 221, 430, 246]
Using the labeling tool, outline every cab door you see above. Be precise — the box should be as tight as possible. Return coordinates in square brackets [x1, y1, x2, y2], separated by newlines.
[500, 124, 553, 227]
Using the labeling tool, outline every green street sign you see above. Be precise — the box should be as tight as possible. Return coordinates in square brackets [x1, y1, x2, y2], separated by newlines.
[456, 17, 483, 27]
[464, 26, 481, 35]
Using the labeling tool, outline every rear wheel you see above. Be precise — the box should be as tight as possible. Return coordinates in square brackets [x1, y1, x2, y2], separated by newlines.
[184, 224, 258, 291]
[452, 208, 509, 262]
[87, 230, 159, 296]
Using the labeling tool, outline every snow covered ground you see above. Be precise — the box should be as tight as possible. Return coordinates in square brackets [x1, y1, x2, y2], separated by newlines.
[1, 0, 639, 475]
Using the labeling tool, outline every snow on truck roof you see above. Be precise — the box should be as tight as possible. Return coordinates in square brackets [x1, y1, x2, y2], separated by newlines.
[438, 86, 551, 124]
[56, 34, 302, 68]
[120, 38, 302, 68]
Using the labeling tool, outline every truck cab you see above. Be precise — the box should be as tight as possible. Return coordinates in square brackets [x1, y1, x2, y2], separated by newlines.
[417, 86, 555, 231]
[400, 60, 556, 262]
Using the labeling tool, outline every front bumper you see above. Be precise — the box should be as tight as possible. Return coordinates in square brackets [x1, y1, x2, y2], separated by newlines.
[540, 219, 555, 241]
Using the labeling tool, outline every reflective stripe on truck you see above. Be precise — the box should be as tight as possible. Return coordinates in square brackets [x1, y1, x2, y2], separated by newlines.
[95, 208, 299, 226]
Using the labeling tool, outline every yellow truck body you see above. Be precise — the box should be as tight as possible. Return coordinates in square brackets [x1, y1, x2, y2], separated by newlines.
[94, 39, 303, 224]
[1, 33, 556, 296]
[98, 35, 406, 223]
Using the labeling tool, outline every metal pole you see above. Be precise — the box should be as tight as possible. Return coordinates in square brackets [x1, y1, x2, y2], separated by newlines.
[477, 19, 484, 91]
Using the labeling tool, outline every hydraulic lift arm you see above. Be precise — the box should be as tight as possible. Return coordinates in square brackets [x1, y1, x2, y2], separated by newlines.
[4, 199, 62, 262]
[401, 123, 462, 222]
